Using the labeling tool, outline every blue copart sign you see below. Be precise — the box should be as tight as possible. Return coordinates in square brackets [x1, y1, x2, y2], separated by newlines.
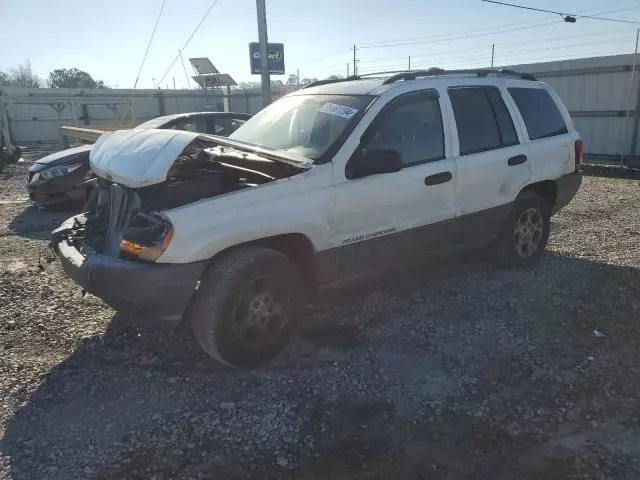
[249, 42, 285, 75]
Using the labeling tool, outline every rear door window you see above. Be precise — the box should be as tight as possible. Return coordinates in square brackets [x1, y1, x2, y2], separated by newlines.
[448, 86, 518, 156]
[508, 87, 568, 140]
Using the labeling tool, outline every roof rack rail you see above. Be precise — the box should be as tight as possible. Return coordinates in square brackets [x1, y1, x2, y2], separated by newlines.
[300, 70, 410, 89]
[301, 76, 360, 89]
[382, 68, 537, 85]
[357, 70, 413, 78]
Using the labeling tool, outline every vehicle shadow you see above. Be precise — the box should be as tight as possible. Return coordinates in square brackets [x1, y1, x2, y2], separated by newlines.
[7, 205, 76, 240]
[2, 252, 640, 479]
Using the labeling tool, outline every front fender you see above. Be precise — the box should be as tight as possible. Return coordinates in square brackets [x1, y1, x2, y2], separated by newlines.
[159, 207, 331, 264]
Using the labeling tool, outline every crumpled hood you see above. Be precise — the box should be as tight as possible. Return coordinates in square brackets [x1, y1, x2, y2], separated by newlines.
[90, 129, 199, 188]
[34, 144, 92, 167]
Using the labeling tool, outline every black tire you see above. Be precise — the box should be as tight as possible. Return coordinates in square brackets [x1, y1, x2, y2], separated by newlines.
[493, 191, 550, 268]
[189, 247, 303, 367]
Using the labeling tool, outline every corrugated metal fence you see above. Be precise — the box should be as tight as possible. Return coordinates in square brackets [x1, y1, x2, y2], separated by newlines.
[0, 86, 292, 145]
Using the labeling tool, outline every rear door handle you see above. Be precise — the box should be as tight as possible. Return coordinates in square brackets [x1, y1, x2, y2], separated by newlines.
[424, 171, 452, 186]
[508, 154, 528, 166]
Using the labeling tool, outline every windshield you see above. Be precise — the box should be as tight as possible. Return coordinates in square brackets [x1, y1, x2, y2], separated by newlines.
[229, 94, 373, 161]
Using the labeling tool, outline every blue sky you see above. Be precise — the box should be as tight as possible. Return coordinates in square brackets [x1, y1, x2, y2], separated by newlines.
[2, 0, 640, 88]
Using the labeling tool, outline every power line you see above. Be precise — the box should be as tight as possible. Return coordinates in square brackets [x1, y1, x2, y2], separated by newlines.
[179, 49, 192, 89]
[336, 31, 625, 72]
[358, 20, 566, 50]
[155, 0, 222, 88]
[335, 5, 639, 68]
[354, 38, 637, 75]
[359, 1, 640, 49]
[133, 0, 167, 89]
[357, 0, 640, 47]
[481, 0, 640, 25]
[366, 27, 624, 61]
[353, 30, 623, 67]
[299, 1, 639, 70]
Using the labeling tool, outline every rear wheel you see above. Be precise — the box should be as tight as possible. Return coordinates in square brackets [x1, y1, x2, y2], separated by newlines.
[493, 192, 550, 268]
[189, 247, 303, 367]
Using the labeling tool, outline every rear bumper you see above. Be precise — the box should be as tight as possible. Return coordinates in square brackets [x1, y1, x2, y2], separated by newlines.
[52, 224, 206, 327]
[553, 172, 582, 215]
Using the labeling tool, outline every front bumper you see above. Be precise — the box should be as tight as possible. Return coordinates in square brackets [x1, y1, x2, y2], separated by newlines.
[52, 220, 206, 327]
[553, 172, 582, 215]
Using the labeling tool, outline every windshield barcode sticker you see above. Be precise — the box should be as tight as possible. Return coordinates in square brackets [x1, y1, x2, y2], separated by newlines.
[318, 103, 359, 119]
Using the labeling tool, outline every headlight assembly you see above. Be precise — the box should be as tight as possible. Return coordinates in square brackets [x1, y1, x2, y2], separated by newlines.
[38, 163, 84, 180]
[120, 212, 174, 262]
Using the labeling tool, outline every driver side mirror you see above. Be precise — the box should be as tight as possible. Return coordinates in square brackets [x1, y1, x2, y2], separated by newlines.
[351, 149, 403, 179]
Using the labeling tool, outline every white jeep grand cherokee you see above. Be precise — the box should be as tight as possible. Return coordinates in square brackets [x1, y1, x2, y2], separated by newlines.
[52, 68, 582, 367]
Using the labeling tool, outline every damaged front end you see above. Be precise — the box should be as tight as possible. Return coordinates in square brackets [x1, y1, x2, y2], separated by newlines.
[51, 128, 310, 325]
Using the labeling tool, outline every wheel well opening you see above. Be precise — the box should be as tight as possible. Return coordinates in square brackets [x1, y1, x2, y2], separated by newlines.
[253, 233, 316, 276]
[523, 180, 557, 208]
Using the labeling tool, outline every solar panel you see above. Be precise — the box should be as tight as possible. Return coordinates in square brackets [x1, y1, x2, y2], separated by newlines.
[189, 58, 219, 75]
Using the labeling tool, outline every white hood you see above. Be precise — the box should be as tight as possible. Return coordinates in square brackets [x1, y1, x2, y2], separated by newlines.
[90, 128, 199, 188]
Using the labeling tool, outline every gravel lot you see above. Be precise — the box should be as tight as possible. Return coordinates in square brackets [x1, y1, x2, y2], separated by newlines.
[0, 155, 639, 479]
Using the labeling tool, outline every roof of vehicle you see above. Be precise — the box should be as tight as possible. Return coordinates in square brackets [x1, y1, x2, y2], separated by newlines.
[136, 111, 252, 129]
[289, 68, 540, 97]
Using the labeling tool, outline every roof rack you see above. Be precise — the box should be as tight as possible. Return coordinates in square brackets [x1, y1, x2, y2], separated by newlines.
[300, 68, 537, 90]
[301, 76, 361, 89]
[300, 71, 411, 89]
[382, 68, 537, 84]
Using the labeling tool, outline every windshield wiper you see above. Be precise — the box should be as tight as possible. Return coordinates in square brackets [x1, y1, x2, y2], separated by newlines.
[199, 135, 313, 170]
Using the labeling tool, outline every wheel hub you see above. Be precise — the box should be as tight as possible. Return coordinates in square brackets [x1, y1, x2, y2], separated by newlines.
[232, 275, 289, 349]
[514, 207, 543, 258]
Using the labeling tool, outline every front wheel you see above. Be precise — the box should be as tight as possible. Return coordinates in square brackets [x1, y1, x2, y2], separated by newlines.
[493, 192, 550, 268]
[189, 247, 303, 368]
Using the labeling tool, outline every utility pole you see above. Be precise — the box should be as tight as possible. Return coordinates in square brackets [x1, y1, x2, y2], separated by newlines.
[408, 56, 411, 71]
[491, 44, 495, 68]
[296, 68, 300, 88]
[256, 0, 271, 106]
[352, 44, 357, 77]
[628, 28, 640, 156]
[347, 63, 350, 77]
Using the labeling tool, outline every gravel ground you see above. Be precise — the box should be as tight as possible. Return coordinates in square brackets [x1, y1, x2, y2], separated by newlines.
[0, 155, 639, 479]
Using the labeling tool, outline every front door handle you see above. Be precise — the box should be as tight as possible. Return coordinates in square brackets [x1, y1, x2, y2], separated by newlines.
[424, 171, 452, 186]
[508, 154, 528, 166]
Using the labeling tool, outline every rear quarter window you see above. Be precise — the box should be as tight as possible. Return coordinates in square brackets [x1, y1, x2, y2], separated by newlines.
[508, 87, 568, 140]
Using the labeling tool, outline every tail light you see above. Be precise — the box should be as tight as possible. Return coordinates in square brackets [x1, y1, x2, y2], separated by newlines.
[574, 139, 584, 171]
[120, 212, 174, 262]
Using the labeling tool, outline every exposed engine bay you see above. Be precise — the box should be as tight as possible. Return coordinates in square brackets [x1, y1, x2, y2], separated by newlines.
[53, 135, 308, 260]
[138, 138, 302, 210]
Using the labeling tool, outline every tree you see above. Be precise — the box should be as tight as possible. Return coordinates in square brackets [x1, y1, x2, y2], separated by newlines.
[327, 75, 343, 80]
[9, 61, 40, 88]
[48, 68, 106, 89]
[299, 77, 319, 86]
[0, 71, 11, 87]
[286, 73, 298, 86]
